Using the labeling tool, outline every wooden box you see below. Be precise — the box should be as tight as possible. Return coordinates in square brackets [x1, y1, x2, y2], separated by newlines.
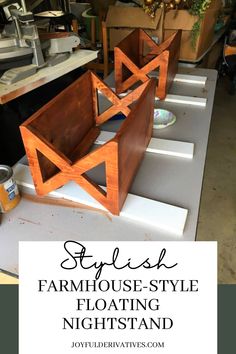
[20, 71, 156, 215]
[114, 29, 181, 100]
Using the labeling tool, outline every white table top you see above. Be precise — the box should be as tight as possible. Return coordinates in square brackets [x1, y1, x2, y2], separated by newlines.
[0, 67, 217, 275]
[0, 49, 98, 104]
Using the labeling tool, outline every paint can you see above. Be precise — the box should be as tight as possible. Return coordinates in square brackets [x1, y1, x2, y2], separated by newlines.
[0, 165, 21, 213]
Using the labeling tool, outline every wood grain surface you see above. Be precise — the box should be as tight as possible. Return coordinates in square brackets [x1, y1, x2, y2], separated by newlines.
[114, 29, 181, 100]
[116, 78, 156, 210]
[20, 71, 156, 215]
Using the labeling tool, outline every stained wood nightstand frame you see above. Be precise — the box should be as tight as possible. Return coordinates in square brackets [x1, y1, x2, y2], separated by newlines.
[114, 29, 181, 100]
[20, 71, 156, 215]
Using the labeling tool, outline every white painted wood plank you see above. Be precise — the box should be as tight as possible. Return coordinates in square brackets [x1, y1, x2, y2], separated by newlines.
[149, 72, 207, 85]
[148, 137, 194, 159]
[174, 74, 207, 85]
[0, 50, 98, 104]
[157, 94, 207, 107]
[106, 90, 207, 107]
[13, 164, 188, 235]
[122, 194, 188, 235]
[95, 131, 194, 159]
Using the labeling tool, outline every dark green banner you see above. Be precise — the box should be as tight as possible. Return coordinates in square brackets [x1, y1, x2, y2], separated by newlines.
[0, 285, 18, 354]
[0, 285, 235, 353]
[218, 285, 236, 353]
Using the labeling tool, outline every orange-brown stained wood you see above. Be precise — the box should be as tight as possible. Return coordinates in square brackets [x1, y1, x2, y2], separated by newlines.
[114, 29, 181, 100]
[20, 71, 156, 215]
[39, 32, 72, 40]
[116, 78, 156, 211]
[25, 71, 95, 181]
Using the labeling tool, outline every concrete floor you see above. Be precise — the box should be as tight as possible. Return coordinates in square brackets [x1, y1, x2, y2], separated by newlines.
[197, 76, 236, 284]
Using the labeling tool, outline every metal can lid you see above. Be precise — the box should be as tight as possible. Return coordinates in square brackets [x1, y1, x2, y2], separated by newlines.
[0, 165, 13, 184]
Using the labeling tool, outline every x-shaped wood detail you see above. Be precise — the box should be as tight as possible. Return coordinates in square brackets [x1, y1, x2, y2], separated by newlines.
[20, 125, 121, 214]
[20, 72, 155, 215]
[91, 72, 151, 125]
[114, 30, 181, 100]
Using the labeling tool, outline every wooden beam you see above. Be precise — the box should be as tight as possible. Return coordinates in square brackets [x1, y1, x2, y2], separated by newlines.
[158, 94, 207, 107]
[149, 72, 207, 85]
[14, 164, 188, 235]
[95, 131, 194, 159]
[114, 29, 181, 100]
[108, 90, 207, 107]
[20, 72, 156, 215]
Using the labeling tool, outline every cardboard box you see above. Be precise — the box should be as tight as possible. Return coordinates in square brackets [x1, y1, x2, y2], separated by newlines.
[106, 7, 164, 49]
[164, 0, 222, 61]
[106, 1, 222, 61]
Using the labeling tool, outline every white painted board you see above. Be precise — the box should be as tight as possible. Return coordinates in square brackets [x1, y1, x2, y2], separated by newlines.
[173, 74, 207, 85]
[149, 72, 207, 85]
[13, 164, 188, 236]
[95, 131, 194, 159]
[107, 90, 207, 107]
[148, 137, 194, 159]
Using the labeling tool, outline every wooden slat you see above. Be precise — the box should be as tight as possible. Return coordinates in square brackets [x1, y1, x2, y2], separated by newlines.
[148, 137, 194, 159]
[95, 131, 194, 159]
[158, 94, 207, 107]
[14, 163, 188, 235]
